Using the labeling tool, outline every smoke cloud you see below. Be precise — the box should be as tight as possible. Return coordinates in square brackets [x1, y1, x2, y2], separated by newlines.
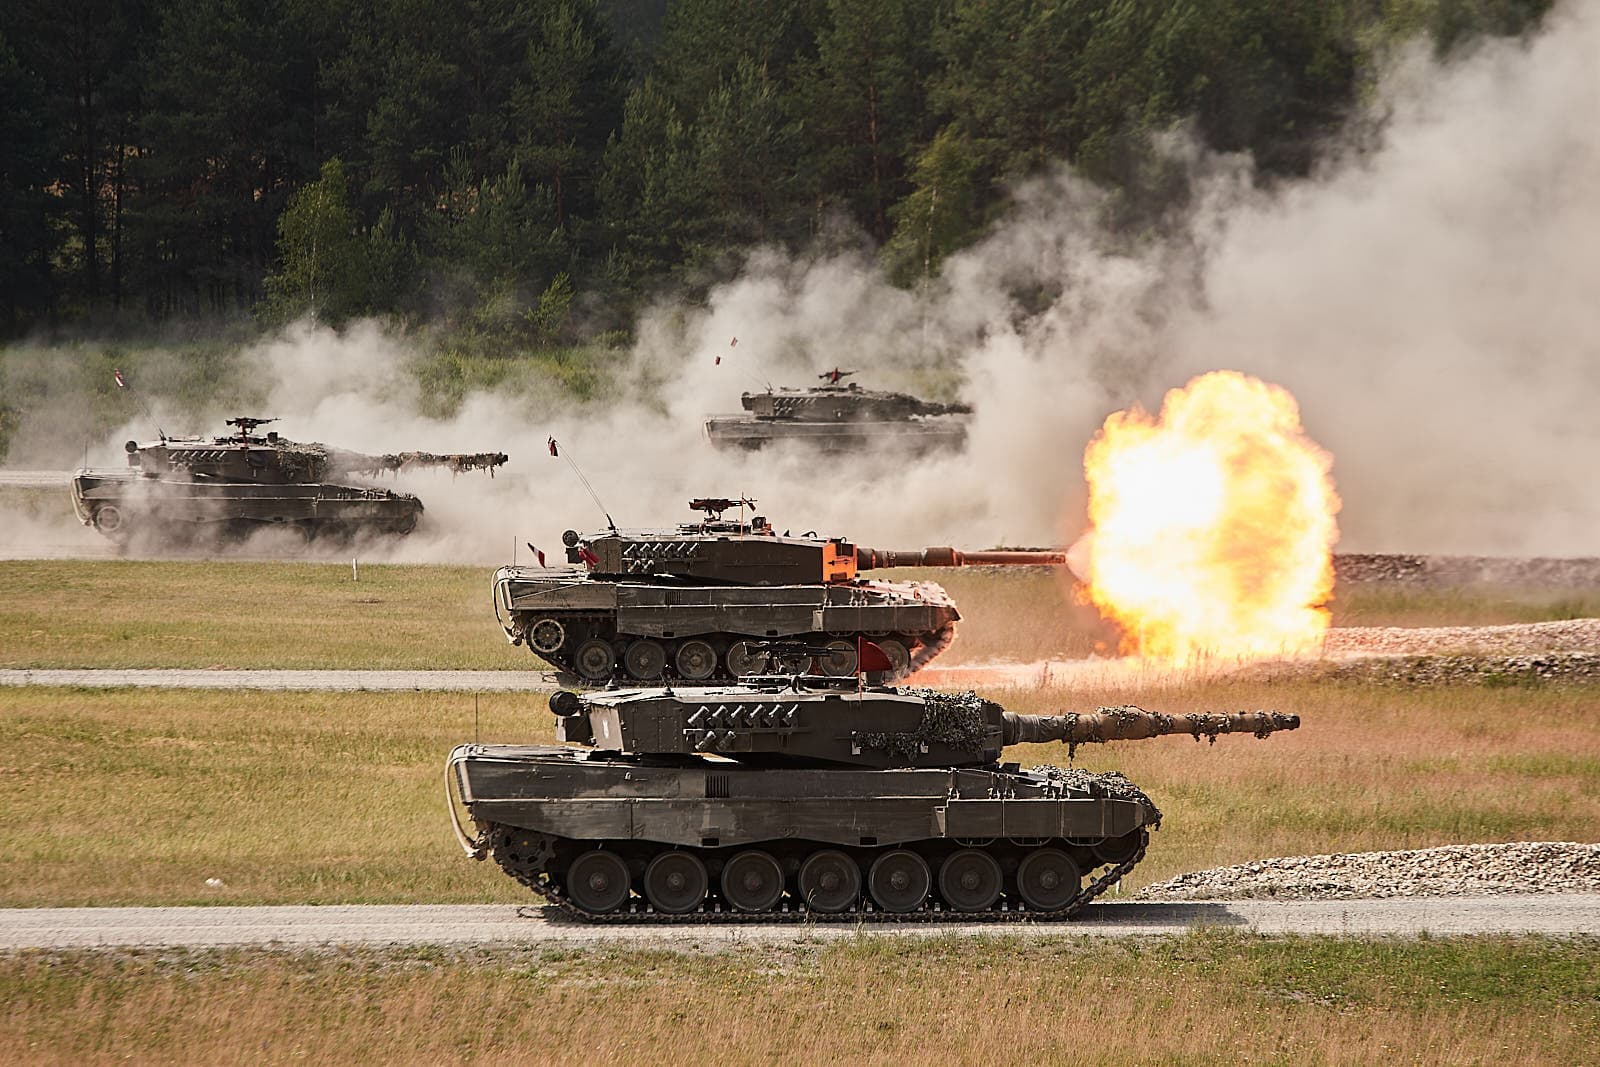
[6, 2, 1597, 562]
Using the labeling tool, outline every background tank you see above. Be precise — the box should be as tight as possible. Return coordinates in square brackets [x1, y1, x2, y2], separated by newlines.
[448, 682, 1299, 920]
[71, 416, 508, 544]
[495, 498, 1066, 684]
[704, 369, 972, 451]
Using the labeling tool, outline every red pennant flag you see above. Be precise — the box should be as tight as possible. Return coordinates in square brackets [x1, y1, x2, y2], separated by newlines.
[547, 436, 559, 457]
[527, 543, 546, 567]
[113, 369, 127, 389]
[856, 637, 894, 675]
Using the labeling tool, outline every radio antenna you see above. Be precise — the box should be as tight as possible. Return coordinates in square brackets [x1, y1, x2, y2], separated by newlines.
[547, 437, 617, 533]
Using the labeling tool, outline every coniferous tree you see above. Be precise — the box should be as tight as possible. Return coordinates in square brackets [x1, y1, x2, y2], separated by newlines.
[0, 30, 57, 331]
[793, 0, 939, 241]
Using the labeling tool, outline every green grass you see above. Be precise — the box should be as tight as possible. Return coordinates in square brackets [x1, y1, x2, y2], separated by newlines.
[3, 678, 1597, 907]
[2, 934, 1595, 1064]
[0, 560, 525, 669]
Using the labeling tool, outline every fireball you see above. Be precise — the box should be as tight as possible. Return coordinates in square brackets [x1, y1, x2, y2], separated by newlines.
[1073, 370, 1340, 664]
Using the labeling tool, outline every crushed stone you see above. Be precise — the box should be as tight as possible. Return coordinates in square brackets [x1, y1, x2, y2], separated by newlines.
[1138, 842, 1600, 901]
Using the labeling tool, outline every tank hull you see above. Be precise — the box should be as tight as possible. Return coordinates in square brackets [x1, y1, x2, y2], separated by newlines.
[450, 743, 1156, 920]
[494, 565, 959, 683]
[71, 468, 423, 543]
[704, 414, 967, 452]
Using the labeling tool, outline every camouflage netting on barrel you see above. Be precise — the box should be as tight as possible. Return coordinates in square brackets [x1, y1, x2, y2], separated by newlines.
[855, 688, 999, 763]
[1005, 706, 1299, 759]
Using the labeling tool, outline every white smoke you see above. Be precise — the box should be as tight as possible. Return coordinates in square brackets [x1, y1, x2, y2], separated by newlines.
[9, 1, 1598, 562]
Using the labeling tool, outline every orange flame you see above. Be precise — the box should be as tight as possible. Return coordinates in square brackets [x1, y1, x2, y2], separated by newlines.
[1072, 370, 1340, 664]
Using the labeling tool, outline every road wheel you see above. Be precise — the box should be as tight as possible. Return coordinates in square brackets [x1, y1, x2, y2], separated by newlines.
[573, 638, 616, 681]
[643, 852, 708, 914]
[92, 504, 129, 542]
[674, 639, 718, 681]
[1091, 831, 1145, 867]
[1016, 848, 1081, 912]
[720, 849, 785, 912]
[817, 639, 858, 677]
[798, 849, 860, 913]
[725, 641, 767, 677]
[938, 849, 1003, 912]
[623, 639, 667, 680]
[877, 639, 911, 677]
[565, 849, 631, 913]
[867, 849, 930, 913]
[529, 618, 566, 654]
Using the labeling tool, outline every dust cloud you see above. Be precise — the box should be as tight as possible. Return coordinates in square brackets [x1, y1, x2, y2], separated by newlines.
[6, 1, 1597, 563]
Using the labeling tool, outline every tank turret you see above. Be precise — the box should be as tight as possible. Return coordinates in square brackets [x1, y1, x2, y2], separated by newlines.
[447, 682, 1299, 920]
[546, 682, 1298, 769]
[704, 370, 972, 451]
[70, 416, 508, 545]
[495, 499, 1065, 684]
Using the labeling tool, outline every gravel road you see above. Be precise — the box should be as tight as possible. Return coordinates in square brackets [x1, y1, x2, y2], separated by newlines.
[0, 668, 557, 690]
[1141, 842, 1600, 901]
[3, 895, 1595, 950]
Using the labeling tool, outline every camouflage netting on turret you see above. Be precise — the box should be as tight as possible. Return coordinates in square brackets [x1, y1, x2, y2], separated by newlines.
[854, 689, 999, 764]
[273, 444, 332, 482]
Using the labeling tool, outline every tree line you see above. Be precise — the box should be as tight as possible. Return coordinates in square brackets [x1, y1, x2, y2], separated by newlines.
[0, 0, 1551, 342]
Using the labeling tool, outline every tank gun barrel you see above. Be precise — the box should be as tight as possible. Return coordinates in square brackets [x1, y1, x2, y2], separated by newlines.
[857, 546, 1067, 569]
[330, 448, 509, 476]
[1002, 707, 1299, 747]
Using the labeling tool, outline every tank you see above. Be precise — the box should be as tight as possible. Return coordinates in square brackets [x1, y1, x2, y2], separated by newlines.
[71, 416, 508, 544]
[704, 369, 972, 451]
[494, 498, 1065, 684]
[447, 680, 1300, 921]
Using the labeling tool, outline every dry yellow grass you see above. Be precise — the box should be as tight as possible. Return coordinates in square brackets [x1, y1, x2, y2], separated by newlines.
[2, 936, 1595, 1065]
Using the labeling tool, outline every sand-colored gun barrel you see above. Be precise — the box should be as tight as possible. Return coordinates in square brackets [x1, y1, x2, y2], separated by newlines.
[1002, 707, 1300, 747]
[857, 546, 1067, 569]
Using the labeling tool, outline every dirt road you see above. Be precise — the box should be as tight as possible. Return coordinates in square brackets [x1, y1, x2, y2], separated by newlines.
[2, 896, 1595, 950]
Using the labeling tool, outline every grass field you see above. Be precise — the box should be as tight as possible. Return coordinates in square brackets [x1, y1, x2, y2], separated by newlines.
[4, 558, 1600, 670]
[0, 560, 525, 670]
[4, 560, 1599, 1064]
[2, 677, 1597, 908]
[2, 935, 1596, 1064]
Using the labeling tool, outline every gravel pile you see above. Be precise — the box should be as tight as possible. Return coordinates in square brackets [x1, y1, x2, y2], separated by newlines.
[1325, 618, 1600, 656]
[1138, 842, 1600, 901]
[1334, 554, 1600, 586]
[1315, 652, 1600, 686]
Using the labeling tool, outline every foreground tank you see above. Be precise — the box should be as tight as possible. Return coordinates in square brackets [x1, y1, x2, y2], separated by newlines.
[705, 369, 972, 451]
[495, 498, 1065, 684]
[448, 681, 1299, 921]
[71, 417, 508, 544]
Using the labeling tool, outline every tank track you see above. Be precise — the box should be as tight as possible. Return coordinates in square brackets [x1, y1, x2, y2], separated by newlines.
[529, 621, 959, 687]
[487, 824, 1146, 925]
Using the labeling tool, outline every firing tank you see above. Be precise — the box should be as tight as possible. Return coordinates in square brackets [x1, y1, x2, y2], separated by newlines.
[495, 498, 1064, 684]
[704, 369, 972, 451]
[71, 417, 508, 544]
[447, 680, 1300, 920]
